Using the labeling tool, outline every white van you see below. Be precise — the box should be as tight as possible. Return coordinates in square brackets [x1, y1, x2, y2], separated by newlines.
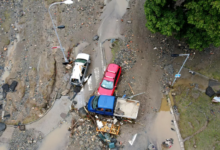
[70, 53, 90, 87]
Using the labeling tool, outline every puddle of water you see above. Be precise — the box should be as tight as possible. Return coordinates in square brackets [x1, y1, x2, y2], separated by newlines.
[38, 123, 70, 150]
[0, 145, 8, 150]
[160, 96, 170, 111]
[174, 74, 208, 91]
[98, 0, 128, 42]
[148, 111, 182, 150]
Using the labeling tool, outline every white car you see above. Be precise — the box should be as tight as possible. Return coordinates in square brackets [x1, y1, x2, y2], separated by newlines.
[70, 53, 90, 87]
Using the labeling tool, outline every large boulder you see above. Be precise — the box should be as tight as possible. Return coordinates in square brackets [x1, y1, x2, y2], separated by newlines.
[78, 107, 87, 118]
[0, 122, 6, 131]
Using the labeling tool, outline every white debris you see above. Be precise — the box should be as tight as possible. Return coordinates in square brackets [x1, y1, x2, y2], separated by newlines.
[113, 118, 118, 124]
[97, 120, 103, 129]
[212, 96, 220, 102]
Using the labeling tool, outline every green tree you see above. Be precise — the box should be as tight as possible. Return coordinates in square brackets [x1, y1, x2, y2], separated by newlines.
[144, 0, 220, 51]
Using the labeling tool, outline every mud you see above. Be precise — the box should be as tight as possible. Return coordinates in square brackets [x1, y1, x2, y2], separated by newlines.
[160, 96, 170, 111]
[0, 34, 20, 85]
[0, 145, 8, 150]
[98, 0, 128, 42]
[149, 111, 182, 150]
[38, 122, 70, 150]
[74, 42, 89, 55]
[103, 40, 112, 63]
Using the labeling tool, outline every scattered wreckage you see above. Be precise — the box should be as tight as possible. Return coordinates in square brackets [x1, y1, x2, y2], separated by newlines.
[162, 138, 174, 148]
[70, 53, 91, 87]
[87, 95, 140, 119]
[97, 63, 122, 96]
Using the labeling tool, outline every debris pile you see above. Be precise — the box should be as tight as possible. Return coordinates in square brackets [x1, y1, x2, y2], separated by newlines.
[114, 49, 136, 71]
[9, 128, 44, 150]
[67, 118, 109, 150]
[67, 112, 130, 149]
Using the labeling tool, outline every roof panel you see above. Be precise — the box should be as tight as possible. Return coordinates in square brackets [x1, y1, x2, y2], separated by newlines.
[98, 95, 115, 109]
[107, 64, 119, 73]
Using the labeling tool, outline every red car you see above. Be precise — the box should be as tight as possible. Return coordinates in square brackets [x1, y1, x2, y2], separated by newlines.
[98, 64, 122, 96]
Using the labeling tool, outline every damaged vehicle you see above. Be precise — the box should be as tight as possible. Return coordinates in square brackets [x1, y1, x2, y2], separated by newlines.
[70, 53, 90, 87]
[98, 63, 122, 96]
[87, 95, 140, 119]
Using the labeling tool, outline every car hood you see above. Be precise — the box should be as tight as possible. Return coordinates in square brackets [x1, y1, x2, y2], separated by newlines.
[98, 87, 113, 96]
[76, 53, 90, 61]
[71, 64, 83, 80]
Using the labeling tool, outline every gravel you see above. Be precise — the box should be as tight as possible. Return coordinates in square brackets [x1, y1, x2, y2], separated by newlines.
[9, 128, 44, 150]
[67, 119, 108, 150]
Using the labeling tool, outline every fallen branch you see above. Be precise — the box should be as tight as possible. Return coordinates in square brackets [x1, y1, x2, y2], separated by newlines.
[128, 83, 134, 94]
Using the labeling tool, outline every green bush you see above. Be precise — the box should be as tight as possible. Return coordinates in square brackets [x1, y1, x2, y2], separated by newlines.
[144, 0, 220, 51]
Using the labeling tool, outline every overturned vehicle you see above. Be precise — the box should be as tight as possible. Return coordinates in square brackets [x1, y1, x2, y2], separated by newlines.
[70, 53, 90, 87]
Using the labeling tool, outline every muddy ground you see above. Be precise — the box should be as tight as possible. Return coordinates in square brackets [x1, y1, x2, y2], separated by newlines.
[0, 0, 104, 124]
[0, 0, 220, 150]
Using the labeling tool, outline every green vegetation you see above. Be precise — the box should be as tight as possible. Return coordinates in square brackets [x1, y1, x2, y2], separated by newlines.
[174, 85, 220, 150]
[187, 58, 220, 81]
[144, 0, 220, 51]
[2, 37, 10, 46]
[111, 41, 120, 62]
[1, 11, 11, 33]
[23, 115, 39, 124]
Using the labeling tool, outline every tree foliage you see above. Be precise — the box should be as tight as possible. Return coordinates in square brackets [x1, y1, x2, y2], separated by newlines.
[144, 0, 220, 50]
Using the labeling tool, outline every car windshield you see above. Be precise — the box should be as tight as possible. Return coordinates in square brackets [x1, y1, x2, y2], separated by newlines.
[75, 59, 87, 64]
[92, 96, 99, 109]
[71, 79, 79, 83]
[101, 79, 113, 90]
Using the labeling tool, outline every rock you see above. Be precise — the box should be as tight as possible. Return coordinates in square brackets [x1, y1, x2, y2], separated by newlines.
[164, 65, 174, 75]
[192, 92, 200, 99]
[14, 28, 18, 31]
[77, 126, 82, 131]
[93, 35, 99, 41]
[65, 64, 72, 70]
[79, 141, 83, 145]
[0, 122, 6, 131]
[127, 21, 132, 24]
[61, 89, 69, 96]
[78, 107, 87, 118]
[28, 140, 32, 144]
[9, 81, 18, 92]
[38, 114, 43, 117]
[171, 93, 176, 96]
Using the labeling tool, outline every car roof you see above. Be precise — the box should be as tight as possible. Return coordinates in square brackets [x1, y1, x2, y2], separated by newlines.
[107, 64, 120, 73]
[98, 95, 115, 109]
[105, 72, 116, 79]
[70, 64, 83, 80]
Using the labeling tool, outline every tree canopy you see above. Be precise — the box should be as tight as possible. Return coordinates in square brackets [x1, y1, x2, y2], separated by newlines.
[144, 0, 220, 50]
